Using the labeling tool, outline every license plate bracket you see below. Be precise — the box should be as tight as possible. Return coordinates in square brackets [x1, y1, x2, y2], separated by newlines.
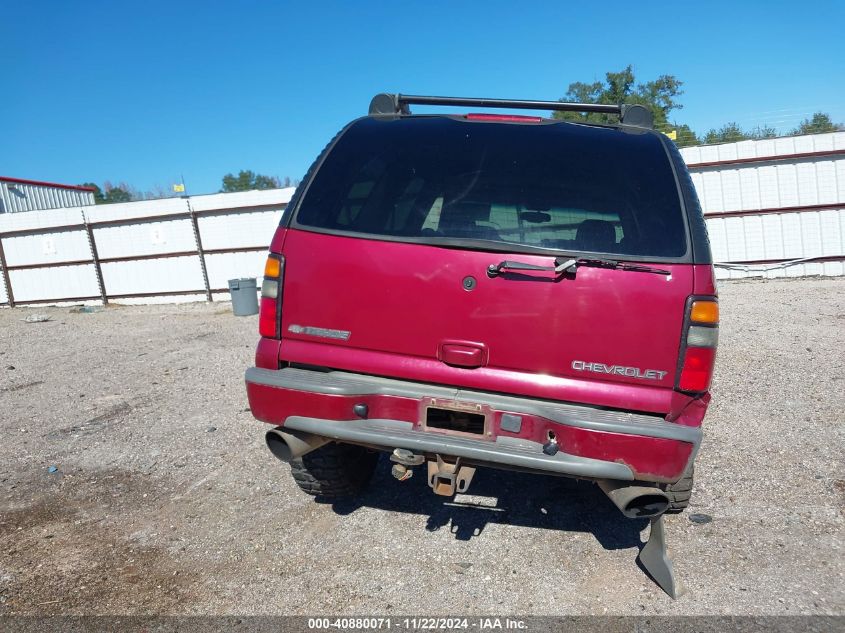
[420, 397, 492, 438]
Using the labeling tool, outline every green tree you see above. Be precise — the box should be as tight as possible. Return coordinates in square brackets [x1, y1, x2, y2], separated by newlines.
[703, 123, 750, 145]
[793, 112, 839, 135]
[749, 124, 778, 140]
[78, 181, 138, 204]
[102, 182, 133, 204]
[671, 123, 700, 148]
[79, 182, 105, 204]
[221, 170, 280, 192]
[553, 65, 685, 132]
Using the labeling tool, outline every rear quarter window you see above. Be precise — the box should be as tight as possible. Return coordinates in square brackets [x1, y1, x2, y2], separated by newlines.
[295, 117, 688, 259]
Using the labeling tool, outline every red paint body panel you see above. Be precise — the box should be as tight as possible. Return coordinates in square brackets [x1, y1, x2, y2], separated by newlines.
[561, 427, 692, 481]
[692, 264, 718, 296]
[246, 380, 694, 482]
[279, 337, 677, 414]
[276, 229, 696, 415]
[255, 337, 281, 369]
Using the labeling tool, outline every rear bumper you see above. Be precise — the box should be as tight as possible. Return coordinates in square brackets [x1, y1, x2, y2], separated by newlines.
[245, 367, 702, 483]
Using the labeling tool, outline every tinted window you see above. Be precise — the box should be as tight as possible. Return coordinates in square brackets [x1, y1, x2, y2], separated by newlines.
[296, 117, 687, 258]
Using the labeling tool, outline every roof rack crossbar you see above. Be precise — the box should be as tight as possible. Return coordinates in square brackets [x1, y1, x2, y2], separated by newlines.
[399, 94, 620, 115]
[368, 93, 654, 128]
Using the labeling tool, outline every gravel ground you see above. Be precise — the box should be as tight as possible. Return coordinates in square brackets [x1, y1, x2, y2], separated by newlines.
[0, 277, 842, 616]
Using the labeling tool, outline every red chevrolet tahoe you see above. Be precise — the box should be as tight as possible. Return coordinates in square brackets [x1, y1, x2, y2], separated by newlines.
[245, 93, 717, 596]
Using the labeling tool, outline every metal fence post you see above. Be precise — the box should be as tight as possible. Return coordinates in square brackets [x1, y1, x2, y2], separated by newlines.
[82, 212, 108, 305]
[0, 234, 15, 308]
[187, 198, 213, 302]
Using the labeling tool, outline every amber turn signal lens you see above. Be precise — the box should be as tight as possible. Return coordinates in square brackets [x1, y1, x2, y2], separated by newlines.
[264, 256, 281, 278]
[690, 300, 719, 324]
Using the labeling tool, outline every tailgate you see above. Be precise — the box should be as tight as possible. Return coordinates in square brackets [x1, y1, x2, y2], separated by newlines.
[278, 230, 692, 405]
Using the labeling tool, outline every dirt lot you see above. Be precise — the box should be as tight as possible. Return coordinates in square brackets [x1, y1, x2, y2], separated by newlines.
[0, 277, 843, 616]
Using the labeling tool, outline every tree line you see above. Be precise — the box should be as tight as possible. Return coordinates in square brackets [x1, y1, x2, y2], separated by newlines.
[553, 65, 841, 147]
[78, 171, 298, 205]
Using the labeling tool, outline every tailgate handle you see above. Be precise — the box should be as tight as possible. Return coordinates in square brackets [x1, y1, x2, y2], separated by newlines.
[439, 342, 487, 369]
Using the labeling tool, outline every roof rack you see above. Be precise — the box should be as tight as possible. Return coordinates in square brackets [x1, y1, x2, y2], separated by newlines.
[368, 93, 653, 129]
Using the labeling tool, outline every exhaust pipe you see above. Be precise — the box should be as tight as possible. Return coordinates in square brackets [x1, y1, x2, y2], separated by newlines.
[265, 427, 329, 462]
[597, 480, 670, 519]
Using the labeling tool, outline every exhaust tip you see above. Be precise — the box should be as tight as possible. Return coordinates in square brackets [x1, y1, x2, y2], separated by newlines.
[265, 429, 294, 462]
[598, 480, 670, 519]
[622, 494, 669, 519]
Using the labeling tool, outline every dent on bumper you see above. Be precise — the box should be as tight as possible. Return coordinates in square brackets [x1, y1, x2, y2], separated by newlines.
[246, 367, 702, 482]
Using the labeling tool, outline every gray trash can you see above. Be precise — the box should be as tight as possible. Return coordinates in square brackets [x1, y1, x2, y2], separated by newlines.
[228, 278, 259, 316]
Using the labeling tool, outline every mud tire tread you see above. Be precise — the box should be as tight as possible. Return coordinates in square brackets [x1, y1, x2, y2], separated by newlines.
[289, 443, 378, 498]
[664, 465, 694, 514]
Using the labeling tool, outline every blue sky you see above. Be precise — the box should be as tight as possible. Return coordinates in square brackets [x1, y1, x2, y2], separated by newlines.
[2, 1, 843, 196]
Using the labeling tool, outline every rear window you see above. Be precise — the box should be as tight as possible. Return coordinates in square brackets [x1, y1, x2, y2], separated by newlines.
[295, 117, 687, 258]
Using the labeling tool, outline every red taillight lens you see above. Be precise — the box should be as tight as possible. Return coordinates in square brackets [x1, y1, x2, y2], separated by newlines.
[679, 346, 716, 392]
[258, 297, 279, 337]
[258, 254, 284, 338]
[676, 296, 718, 393]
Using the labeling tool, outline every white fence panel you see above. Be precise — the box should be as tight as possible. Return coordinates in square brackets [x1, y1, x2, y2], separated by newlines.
[84, 198, 202, 299]
[683, 131, 845, 281]
[198, 209, 282, 250]
[102, 257, 206, 297]
[716, 260, 845, 281]
[820, 210, 843, 254]
[206, 251, 268, 292]
[83, 197, 191, 224]
[706, 208, 845, 280]
[93, 218, 197, 259]
[0, 207, 87, 266]
[0, 207, 101, 303]
[3, 230, 91, 268]
[0, 189, 296, 306]
[9, 265, 100, 302]
[188, 188, 294, 213]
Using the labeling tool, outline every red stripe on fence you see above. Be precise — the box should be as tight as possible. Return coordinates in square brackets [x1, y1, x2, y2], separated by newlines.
[687, 148, 845, 169]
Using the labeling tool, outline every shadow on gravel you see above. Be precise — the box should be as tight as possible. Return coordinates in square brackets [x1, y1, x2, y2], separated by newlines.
[322, 456, 647, 551]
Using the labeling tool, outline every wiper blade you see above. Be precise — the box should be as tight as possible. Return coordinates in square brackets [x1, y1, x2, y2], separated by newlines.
[487, 258, 577, 277]
[487, 257, 671, 278]
[564, 258, 671, 276]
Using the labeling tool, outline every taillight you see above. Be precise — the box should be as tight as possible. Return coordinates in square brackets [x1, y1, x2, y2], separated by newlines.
[677, 298, 718, 393]
[259, 254, 284, 338]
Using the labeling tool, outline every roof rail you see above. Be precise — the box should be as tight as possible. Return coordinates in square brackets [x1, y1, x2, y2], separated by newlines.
[368, 93, 653, 128]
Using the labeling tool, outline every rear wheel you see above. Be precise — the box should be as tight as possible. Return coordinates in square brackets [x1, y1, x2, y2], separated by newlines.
[289, 442, 379, 498]
[664, 465, 694, 514]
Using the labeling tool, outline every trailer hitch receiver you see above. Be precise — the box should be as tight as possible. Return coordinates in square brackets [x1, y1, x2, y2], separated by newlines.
[427, 455, 476, 496]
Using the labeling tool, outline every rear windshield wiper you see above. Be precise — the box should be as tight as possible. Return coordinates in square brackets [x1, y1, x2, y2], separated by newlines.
[562, 258, 671, 276]
[487, 257, 671, 277]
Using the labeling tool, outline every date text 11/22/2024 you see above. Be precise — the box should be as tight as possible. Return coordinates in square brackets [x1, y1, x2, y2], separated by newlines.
[307, 617, 528, 630]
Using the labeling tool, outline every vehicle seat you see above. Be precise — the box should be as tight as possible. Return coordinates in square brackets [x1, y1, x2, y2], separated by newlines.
[439, 201, 500, 241]
[576, 219, 617, 253]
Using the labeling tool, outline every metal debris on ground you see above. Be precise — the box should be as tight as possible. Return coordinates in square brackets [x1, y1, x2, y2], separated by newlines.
[70, 306, 103, 314]
[23, 314, 53, 323]
[689, 513, 713, 524]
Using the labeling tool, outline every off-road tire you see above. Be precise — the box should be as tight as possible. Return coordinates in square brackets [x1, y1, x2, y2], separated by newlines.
[289, 443, 379, 498]
[664, 465, 694, 514]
